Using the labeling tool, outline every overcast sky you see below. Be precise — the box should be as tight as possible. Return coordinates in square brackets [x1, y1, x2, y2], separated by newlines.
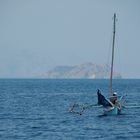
[0, 0, 140, 78]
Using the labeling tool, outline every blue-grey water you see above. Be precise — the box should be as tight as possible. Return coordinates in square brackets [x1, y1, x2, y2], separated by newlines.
[0, 79, 140, 140]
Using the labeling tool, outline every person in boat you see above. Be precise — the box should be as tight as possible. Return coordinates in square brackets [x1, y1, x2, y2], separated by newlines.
[111, 92, 121, 109]
[111, 92, 118, 104]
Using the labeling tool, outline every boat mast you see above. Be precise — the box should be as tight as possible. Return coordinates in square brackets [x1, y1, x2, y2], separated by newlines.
[110, 13, 116, 96]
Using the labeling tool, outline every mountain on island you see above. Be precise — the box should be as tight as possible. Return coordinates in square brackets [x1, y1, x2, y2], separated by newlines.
[42, 63, 122, 79]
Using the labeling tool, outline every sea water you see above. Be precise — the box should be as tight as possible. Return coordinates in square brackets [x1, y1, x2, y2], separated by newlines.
[0, 79, 140, 140]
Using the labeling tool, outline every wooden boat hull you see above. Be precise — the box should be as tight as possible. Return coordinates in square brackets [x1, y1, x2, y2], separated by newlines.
[104, 107, 121, 115]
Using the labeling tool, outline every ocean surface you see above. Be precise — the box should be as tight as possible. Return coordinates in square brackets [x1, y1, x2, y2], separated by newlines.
[0, 79, 140, 140]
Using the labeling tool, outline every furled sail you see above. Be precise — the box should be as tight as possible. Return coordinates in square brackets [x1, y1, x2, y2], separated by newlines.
[97, 89, 113, 107]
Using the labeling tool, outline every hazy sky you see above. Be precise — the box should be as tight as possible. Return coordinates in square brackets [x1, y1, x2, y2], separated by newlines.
[0, 0, 140, 78]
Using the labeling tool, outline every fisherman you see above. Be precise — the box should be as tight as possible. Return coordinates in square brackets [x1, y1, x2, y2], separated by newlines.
[111, 92, 121, 109]
[111, 92, 118, 104]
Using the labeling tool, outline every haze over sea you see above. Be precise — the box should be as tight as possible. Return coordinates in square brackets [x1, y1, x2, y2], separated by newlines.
[0, 79, 140, 140]
[0, 0, 140, 78]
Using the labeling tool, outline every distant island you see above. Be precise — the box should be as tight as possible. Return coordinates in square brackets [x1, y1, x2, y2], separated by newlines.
[41, 63, 122, 79]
